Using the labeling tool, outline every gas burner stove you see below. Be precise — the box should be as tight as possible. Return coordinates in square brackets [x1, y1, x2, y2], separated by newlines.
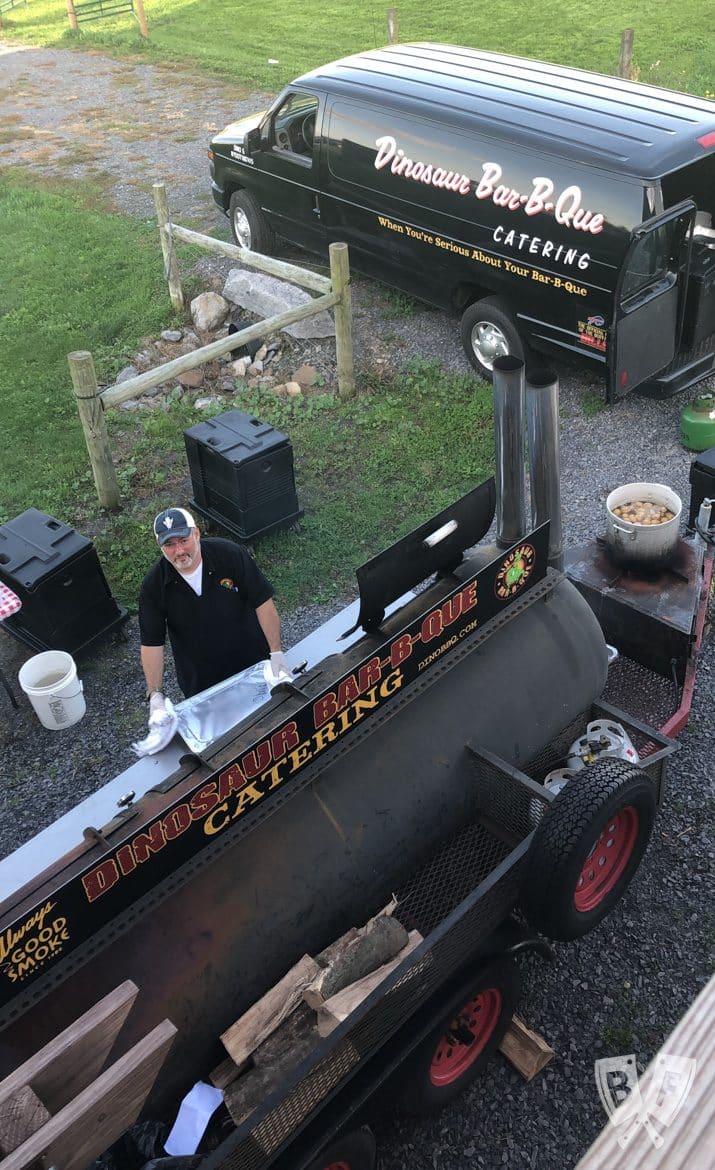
[591, 535, 700, 590]
[564, 535, 706, 686]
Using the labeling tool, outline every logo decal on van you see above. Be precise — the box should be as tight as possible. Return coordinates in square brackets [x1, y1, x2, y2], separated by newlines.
[373, 136, 606, 236]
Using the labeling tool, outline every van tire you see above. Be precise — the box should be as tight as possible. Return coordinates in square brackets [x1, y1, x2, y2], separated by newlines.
[228, 190, 276, 254]
[461, 298, 527, 378]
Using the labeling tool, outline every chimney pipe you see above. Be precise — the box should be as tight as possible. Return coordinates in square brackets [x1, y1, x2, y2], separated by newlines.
[492, 355, 526, 548]
[526, 368, 563, 570]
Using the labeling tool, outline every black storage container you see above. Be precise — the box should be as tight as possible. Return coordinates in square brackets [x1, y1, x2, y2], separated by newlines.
[184, 410, 303, 541]
[688, 446, 715, 528]
[0, 509, 128, 655]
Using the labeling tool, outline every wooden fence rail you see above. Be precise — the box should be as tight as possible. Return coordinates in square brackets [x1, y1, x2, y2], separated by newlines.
[69, 182, 354, 509]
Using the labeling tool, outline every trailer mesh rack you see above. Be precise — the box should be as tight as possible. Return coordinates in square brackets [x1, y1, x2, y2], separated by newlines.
[207, 701, 674, 1170]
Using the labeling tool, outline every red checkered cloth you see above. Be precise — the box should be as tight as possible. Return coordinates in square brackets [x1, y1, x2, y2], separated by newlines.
[0, 583, 21, 620]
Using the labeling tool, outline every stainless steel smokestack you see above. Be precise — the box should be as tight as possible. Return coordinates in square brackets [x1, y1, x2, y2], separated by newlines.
[526, 369, 563, 570]
[492, 356, 526, 548]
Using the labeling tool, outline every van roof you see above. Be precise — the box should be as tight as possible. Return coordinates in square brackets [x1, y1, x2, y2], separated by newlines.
[296, 43, 715, 178]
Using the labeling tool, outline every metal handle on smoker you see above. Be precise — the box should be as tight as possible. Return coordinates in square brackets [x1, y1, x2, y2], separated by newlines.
[423, 519, 458, 548]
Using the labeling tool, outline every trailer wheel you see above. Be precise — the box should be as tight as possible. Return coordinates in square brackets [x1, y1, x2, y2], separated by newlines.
[460, 297, 528, 378]
[229, 190, 276, 254]
[398, 959, 520, 1114]
[307, 1127, 376, 1170]
[521, 759, 657, 941]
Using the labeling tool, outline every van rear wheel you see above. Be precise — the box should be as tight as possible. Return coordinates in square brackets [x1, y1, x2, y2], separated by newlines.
[228, 190, 276, 255]
[461, 297, 527, 378]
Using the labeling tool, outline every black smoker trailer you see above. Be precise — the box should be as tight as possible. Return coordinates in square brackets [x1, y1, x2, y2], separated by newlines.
[1, 416, 713, 1170]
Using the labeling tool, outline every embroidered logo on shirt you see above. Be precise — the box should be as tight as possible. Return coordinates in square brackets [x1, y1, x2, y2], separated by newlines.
[220, 577, 239, 592]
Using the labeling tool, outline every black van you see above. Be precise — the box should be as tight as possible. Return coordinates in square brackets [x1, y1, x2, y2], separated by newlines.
[209, 43, 715, 401]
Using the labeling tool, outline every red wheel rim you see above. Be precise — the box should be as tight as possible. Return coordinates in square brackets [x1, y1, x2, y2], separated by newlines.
[429, 988, 502, 1086]
[574, 805, 639, 912]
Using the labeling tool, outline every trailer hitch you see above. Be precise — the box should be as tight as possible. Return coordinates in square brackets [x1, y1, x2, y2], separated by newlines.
[497, 937, 556, 963]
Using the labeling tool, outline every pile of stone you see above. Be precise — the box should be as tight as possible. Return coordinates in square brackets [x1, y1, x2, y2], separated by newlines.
[110, 272, 333, 412]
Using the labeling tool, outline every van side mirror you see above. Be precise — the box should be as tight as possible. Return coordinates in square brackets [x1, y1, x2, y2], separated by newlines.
[245, 127, 261, 154]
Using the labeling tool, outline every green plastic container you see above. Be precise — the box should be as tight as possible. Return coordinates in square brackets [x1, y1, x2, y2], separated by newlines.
[680, 393, 715, 451]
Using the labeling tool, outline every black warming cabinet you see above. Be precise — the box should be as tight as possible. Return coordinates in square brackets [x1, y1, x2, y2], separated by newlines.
[184, 409, 303, 542]
[0, 509, 127, 655]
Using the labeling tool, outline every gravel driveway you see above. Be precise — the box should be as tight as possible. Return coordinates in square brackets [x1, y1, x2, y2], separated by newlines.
[1, 39, 713, 1170]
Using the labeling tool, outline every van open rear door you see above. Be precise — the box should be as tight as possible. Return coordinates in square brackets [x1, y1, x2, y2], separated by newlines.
[608, 200, 696, 401]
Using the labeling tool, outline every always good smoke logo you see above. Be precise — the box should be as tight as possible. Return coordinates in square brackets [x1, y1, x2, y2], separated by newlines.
[0, 901, 70, 983]
[595, 1053, 697, 1149]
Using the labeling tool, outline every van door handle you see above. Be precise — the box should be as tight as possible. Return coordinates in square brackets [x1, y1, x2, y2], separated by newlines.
[312, 195, 321, 218]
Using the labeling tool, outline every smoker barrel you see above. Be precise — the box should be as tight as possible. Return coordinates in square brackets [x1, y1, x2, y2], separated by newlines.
[0, 558, 608, 1111]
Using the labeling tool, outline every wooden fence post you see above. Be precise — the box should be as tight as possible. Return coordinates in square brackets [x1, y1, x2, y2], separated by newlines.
[68, 351, 121, 512]
[66, 0, 78, 31]
[330, 242, 355, 401]
[134, 0, 149, 39]
[153, 183, 184, 312]
[618, 29, 634, 79]
[387, 7, 398, 44]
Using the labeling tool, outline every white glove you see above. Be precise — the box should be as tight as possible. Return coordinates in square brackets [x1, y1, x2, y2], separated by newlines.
[132, 696, 178, 757]
[264, 652, 294, 689]
[270, 651, 291, 678]
[149, 691, 168, 721]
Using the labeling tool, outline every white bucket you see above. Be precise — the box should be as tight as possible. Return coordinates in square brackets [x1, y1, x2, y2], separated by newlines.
[18, 650, 86, 730]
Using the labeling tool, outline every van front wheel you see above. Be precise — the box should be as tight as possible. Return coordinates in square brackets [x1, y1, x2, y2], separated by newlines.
[461, 298, 527, 378]
[228, 190, 276, 255]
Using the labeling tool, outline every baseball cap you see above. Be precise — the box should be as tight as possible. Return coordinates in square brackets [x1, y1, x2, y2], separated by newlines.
[153, 507, 197, 546]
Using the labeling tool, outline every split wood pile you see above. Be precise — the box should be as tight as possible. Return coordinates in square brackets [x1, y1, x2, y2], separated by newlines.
[213, 902, 553, 1129]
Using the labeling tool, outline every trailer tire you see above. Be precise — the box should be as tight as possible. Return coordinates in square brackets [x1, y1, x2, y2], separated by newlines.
[397, 959, 520, 1114]
[307, 1127, 376, 1170]
[460, 297, 528, 378]
[521, 759, 657, 941]
[228, 190, 276, 254]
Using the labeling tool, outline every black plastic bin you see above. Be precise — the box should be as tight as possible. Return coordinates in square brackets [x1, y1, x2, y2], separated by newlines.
[184, 410, 303, 542]
[0, 509, 128, 655]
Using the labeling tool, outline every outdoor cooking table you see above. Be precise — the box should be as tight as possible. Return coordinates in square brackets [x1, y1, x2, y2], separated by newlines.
[0, 582, 22, 707]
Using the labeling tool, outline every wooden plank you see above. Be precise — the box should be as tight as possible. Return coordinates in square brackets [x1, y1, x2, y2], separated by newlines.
[0, 1087, 51, 1155]
[498, 1015, 554, 1081]
[0, 980, 138, 1115]
[316, 931, 423, 1037]
[575, 971, 715, 1170]
[221, 955, 321, 1068]
[0, 1020, 177, 1170]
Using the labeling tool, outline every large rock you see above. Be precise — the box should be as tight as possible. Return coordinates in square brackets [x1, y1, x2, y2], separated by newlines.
[190, 292, 229, 332]
[222, 268, 335, 339]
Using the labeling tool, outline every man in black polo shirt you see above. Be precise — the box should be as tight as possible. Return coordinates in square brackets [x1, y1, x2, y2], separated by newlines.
[139, 507, 289, 710]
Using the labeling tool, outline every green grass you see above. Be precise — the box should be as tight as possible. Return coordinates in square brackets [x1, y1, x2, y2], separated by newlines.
[0, 177, 179, 525]
[0, 178, 493, 613]
[98, 362, 495, 610]
[0, 0, 711, 95]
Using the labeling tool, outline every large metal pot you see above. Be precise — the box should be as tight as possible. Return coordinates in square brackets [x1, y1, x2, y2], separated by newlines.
[605, 482, 682, 570]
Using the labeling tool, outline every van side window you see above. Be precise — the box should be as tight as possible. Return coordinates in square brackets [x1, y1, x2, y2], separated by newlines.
[269, 93, 319, 159]
[620, 225, 670, 300]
